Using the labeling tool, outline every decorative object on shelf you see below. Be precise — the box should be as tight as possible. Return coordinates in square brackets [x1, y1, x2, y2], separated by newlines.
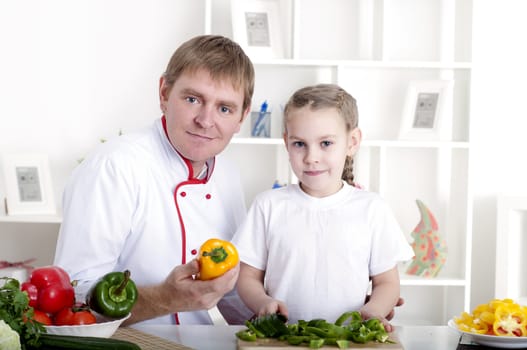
[399, 80, 454, 141]
[2, 154, 56, 216]
[272, 180, 285, 189]
[405, 199, 447, 278]
[231, 0, 285, 59]
[251, 100, 271, 137]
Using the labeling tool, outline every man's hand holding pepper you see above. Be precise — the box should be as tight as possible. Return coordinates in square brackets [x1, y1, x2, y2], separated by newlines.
[123, 259, 239, 325]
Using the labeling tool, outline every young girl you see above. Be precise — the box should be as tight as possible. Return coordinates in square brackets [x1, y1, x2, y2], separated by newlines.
[232, 84, 414, 329]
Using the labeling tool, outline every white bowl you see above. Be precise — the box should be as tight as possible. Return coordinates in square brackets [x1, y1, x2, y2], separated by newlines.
[45, 312, 130, 338]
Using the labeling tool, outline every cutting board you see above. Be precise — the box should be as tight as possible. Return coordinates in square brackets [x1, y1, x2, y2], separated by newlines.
[237, 333, 404, 349]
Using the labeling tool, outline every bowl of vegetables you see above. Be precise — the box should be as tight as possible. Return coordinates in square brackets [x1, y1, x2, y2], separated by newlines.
[45, 312, 131, 338]
[44, 269, 138, 338]
[450, 298, 527, 348]
[24, 267, 138, 338]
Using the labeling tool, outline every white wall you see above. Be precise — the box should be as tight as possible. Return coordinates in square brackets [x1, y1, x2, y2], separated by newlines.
[1, 0, 526, 314]
[470, 0, 527, 308]
[0, 0, 208, 267]
[0, 0, 205, 210]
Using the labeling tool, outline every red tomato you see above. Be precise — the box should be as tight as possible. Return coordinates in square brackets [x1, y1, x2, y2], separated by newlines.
[54, 306, 97, 326]
[53, 307, 74, 325]
[32, 310, 52, 326]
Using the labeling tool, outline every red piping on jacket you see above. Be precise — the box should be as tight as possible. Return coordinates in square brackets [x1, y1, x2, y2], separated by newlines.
[162, 116, 207, 261]
[161, 116, 209, 325]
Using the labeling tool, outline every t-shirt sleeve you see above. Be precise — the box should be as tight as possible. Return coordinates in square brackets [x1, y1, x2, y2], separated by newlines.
[231, 196, 268, 271]
[368, 198, 415, 276]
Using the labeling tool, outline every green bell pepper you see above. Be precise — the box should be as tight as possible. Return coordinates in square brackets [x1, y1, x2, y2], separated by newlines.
[87, 270, 138, 318]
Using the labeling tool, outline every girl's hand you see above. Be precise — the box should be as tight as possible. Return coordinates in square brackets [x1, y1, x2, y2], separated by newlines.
[359, 307, 393, 332]
[385, 297, 404, 320]
[257, 299, 288, 320]
[364, 295, 404, 321]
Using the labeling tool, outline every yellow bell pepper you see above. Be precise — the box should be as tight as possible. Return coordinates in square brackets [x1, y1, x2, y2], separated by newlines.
[198, 238, 239, 280]
[454, 299, 527, 337]
[493, 304, 527, 337]
[454, 311, 490, 334]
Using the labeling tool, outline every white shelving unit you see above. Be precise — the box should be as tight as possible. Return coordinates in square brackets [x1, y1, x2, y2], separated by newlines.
[216, 0, 473, 325]
[0, 0, 473, 326]
[0, 214, 61, 268]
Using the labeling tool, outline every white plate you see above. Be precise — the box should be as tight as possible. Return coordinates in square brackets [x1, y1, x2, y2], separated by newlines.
[448, 319, 527, 349]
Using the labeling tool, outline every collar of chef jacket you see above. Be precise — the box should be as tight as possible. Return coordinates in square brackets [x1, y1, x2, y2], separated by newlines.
[161, 115, 216, 182]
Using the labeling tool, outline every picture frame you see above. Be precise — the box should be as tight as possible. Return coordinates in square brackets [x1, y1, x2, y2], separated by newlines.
[231, 0, 285, 60]
[2, 154, 56, 216]
[398, 80, 454, 141]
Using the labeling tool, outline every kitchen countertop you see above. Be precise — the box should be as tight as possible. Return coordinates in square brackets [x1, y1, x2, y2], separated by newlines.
[130, 324, 465, 350]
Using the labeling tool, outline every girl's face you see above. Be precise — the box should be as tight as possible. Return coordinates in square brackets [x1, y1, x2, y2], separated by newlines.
[284, 106, 361, 198]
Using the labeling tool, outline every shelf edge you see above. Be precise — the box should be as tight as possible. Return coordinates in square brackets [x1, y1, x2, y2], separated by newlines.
[400, 278, 467, 287]
[230, 137, 284, 145]
[0, 215, 62, 224]
[231, 138, 469, 148]
[253, 59, 472, 69]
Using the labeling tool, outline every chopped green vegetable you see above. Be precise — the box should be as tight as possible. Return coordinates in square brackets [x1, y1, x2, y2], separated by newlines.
[334, 311, 361, 326]
[244, 319, 265, 338]
[234, 311, 393, 347]
[336, 339, 350, 349]
[309, 338, 325, 348]
[235, 330, 257, 342]
[251, 313, 288, 338]
[286, 335, 306, 345]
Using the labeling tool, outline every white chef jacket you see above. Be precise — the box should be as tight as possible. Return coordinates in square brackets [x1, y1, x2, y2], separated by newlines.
[54, 117, 248, 325]
[232, 183, 414, 324]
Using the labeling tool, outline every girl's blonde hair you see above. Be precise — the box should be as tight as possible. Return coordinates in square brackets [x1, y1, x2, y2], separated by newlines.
[162, 35, 255, 113]
[283, 84, 359, 186]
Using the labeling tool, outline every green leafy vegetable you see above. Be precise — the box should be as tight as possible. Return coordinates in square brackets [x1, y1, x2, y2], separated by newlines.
[235, 311, 394, 348]
[0, 277, 45, 349]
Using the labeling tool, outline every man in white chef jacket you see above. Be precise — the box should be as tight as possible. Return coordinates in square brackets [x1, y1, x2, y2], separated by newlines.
[54, 35, 254, 325]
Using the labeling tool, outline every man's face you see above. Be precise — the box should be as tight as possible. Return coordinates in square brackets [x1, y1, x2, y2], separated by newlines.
[159, 69, 248, 174]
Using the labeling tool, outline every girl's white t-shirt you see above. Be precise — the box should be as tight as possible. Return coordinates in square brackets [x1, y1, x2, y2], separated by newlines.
[232, 183, 414, 324]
